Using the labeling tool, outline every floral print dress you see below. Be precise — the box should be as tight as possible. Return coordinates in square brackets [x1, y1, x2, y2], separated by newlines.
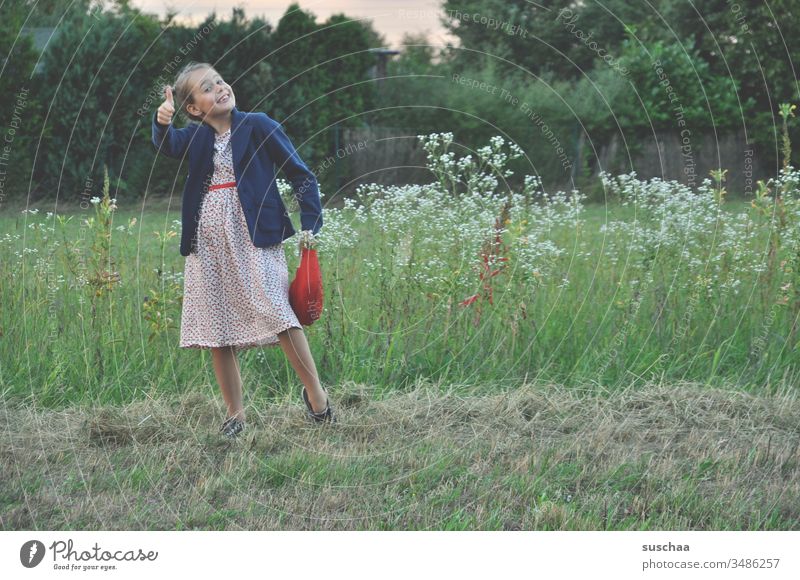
[179, 127, 302, 351]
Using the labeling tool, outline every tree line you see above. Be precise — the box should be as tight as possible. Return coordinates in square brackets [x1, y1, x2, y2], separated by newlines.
[0, 0, 797, 204]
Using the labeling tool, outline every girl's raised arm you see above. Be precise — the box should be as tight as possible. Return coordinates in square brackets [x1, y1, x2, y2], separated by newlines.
[152, 85, 195, 159]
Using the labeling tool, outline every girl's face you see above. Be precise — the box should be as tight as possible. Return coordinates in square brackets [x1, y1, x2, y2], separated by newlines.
[185, 67, 235, 120]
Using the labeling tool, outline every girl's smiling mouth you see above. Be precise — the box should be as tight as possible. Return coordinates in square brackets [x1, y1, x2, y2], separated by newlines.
[217, 93, 230, 103]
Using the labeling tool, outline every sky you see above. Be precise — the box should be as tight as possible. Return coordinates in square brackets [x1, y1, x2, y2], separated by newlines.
[131, 0, 457, 50]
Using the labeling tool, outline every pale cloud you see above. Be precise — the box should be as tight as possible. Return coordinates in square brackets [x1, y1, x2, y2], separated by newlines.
[132, 0, 456, 49]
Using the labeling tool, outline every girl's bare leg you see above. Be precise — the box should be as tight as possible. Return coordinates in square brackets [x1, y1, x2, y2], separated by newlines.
[210, 346, 245, 421]
[277, 326, 327, 413]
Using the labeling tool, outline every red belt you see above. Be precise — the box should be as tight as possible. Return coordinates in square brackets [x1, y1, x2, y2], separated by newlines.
[208, 181, 237, 191]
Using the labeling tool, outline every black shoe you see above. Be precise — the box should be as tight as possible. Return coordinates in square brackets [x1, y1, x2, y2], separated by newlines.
[302, 386, 336, 423]
[219, 416, 245, 438]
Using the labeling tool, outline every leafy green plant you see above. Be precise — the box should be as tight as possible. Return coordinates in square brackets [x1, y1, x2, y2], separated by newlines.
[142, 227, 183, 342]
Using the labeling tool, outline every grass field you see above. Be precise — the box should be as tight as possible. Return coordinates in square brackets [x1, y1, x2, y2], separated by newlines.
[2, 137, 799, 529]
[3, 380, 798, 530]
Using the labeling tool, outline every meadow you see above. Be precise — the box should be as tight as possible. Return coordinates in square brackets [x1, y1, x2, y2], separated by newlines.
[1, 131, 799, 530]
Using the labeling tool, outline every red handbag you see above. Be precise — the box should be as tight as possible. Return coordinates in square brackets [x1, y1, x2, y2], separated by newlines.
[289, 235, 324, 326]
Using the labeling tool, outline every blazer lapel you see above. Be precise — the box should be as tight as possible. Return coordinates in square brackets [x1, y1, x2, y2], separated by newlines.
[194, 123, 214, 185]
[193, 107, 251, 191]
[230, 106, 252, 177]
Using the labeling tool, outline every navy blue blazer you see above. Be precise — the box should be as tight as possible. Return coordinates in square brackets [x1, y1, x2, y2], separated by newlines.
[151, 106, 322, 256]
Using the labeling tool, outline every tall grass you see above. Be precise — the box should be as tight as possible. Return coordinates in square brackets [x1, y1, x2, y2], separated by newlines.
[2, 125, 799, 410]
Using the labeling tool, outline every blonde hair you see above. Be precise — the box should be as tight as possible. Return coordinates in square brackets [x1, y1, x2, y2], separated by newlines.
[171, 61, 216, 123]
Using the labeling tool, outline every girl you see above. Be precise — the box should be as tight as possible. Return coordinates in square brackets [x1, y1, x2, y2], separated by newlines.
[152, 61, 335, 437]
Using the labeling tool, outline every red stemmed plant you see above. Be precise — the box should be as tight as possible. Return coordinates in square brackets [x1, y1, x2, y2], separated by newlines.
[459, 200, 512, 317]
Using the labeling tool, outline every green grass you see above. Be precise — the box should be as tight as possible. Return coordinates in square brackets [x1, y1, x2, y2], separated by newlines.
[2, 198, 798, 412]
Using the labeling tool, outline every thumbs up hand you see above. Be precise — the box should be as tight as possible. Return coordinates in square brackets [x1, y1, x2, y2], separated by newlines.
[157, 85, 175, 125]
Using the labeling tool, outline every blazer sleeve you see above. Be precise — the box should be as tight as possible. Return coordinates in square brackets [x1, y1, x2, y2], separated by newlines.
[257, 113, 323, 235]
[151, 110, 196, 159]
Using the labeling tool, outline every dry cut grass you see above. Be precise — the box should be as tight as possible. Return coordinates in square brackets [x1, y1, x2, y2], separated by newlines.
[1, 379, 799, 530]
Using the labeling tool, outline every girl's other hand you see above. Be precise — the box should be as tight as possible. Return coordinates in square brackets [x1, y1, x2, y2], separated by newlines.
[298, 230, 316, 253]
[157, 85, 175, 125]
